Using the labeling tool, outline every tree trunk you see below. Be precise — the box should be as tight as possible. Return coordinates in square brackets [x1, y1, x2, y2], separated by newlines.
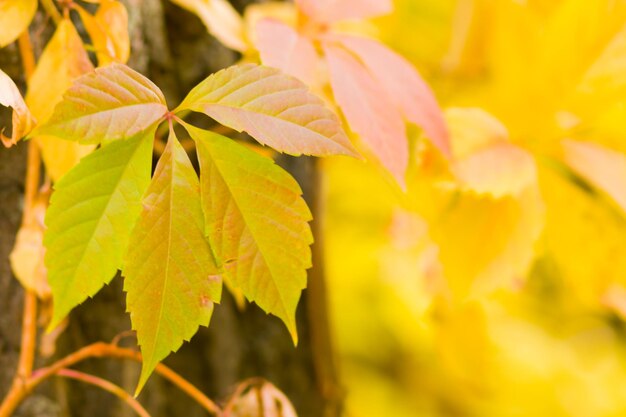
[0, 2, 341, 416]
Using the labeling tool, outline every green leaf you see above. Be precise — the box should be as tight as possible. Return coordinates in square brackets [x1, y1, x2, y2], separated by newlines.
[44, 128, 155, 329]
[176, 63, 358, 158]
[123, 128, 221, 394]
[35, 63, 168, 145]
[185, 123, 312, 342]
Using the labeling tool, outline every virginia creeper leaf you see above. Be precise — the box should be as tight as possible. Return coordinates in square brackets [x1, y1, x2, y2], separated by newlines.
[186, 123, 312, 342]
[255, 19, 319, 86]
[123, 129, 221, 394]
[323, 43, 408, 187]
[562, 140, 626, 214]
[332, 34, 450, 156]
[169, 0, 247, 52]
[176, 63, 358, 157]
[295, 0, 392, 24]
[0, 69, 35, 147]
[0, 0, 37, 47]
[35, 63, 168, 145]
[26, 19, 95, 181]
[44, 129, 155, 329]
[78, 0, 130, 65]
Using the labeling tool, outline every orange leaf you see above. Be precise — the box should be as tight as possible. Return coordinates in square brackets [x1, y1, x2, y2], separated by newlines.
[78, 0, 130, 65]
[324, 43, 408, 187]
[0, 0, 37, 47]
[25, 19, 95, 181]
[0, 69, 35, 147]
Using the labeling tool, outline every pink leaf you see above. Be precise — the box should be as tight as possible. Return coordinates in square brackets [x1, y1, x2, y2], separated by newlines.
[562, 139, 626, 213]
[324, 43, 408, 187]
[295, 0, 392, 24]
[255, 18, 319, 86]
[333, 34, 450, 156]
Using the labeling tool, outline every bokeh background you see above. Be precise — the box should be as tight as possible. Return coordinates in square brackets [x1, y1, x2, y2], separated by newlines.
[323, 1, 626, 416]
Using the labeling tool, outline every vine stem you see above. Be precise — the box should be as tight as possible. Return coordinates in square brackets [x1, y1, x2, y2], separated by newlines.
[55, 369, 151, 417]
[0, 343, 223, 417]
[40, 0, 63, 24]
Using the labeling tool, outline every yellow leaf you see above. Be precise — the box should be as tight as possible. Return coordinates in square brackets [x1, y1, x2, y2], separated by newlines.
[0, 0, 37, 47]
[170, 0, 247, 52]
[78, 0, 130, 65]
[10, 190, 51, 300]
[0, 69, 36, 147]
[25, 19, 96, 181]
[445, 107, 508, 159]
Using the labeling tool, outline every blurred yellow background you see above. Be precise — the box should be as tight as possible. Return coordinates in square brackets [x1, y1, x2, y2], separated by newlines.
[323, 1, 626, 415]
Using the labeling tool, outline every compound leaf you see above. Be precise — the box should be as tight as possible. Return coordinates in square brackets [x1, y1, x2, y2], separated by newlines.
[177, 63, 357, 157]
[36, 63, 168, 145]
[44, 128, 155, 329]
[186, 123, 311, 342]
[123, 128, 221, 394]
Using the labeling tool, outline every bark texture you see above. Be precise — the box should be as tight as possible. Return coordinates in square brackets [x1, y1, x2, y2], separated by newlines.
[0, 2, 341, 417]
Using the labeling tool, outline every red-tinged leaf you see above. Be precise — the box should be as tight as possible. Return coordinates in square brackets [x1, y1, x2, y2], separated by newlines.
[295, 0, 391, 24]
[186, 123, 312, 342]
[323, 43, 408, 187]
[453, 143, 537, 198]
[123, 129, 221, 394]
[562, 139, 626, 213]
[177, 63, 357, 157]
[0, 0, 37, 47]
[44, 129, 155, 329]
[0, 69, 36, 147]
[35, 63, 168, 145]
[255, 19, 319, 86]
[77, 0, 130, 65]
[332, 34, 450, 156]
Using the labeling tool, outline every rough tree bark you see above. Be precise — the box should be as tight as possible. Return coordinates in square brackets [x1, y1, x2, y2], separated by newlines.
[0, 2, 342, 416]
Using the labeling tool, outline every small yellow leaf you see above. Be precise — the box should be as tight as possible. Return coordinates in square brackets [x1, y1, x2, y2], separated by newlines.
[445, 107, 508, 159]
[10, 191, 51, 300]
[0, 69, 36, 147]
[78, 0, 130, 65]
[25, 19, 95, 181]
[0, 0, 37, 47]
[170, 0, 247, 52]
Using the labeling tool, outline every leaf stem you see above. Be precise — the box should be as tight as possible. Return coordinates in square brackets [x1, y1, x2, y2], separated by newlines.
[40, 0, 63, 25]
[0, 343, 222, 417]
[55, 369, 152, 417]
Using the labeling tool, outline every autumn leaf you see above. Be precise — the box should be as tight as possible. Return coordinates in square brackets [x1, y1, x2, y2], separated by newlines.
[10, 191, 51, 300]
[295, 0, 392, 24]
[77, 0, 130, 65]
[44, 129, 155, 329]
[35, 63, 168, 145]
[186, 123, 312, 342]
[562, 140, 626, 214]
[177, 63, 357, 157]
[170, 0, 247, 52]
[225, 379, 298, 417]
[0, 69, 36, 147]
[0, 0, 37, 47]
[254, 19, 319, 86]
[25, 19, 96, 181]
[323, 43, 408, 187]
[123, 128, 221, 394]
[330, 34, 450, 156]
